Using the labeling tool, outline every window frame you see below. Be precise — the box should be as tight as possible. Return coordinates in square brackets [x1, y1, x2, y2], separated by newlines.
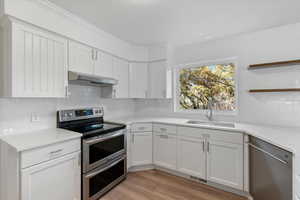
[173, 57, 239, 116]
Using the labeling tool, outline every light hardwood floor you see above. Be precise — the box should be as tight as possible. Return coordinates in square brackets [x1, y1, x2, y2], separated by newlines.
[101, 170, 248, 200]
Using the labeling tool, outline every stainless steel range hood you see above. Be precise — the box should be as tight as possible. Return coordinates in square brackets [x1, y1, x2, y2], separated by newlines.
[68, 71, 118, 87]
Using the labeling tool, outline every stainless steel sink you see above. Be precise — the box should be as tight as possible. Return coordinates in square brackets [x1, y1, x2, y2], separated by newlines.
[186, 120, 235, 128]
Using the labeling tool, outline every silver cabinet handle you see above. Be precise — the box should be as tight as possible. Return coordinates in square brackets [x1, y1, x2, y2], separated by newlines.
[50, 149, 63, 154]
[202, 141, 205, 152]
[85, 131, 124, 145]
[159, 134, 168, 139]
[132, 133, 135, 143]
[207, 142, 210, 153]
[160, 128, 167, 132]
[91, 49, 94, 60]
[85, 157, 125, 179]
[246, 142, 288, 165]
[113, 89, 116, 98]
[65, 86, 68, 97]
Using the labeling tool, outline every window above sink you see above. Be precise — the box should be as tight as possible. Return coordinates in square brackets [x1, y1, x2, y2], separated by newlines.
[174, 58, 238, 116]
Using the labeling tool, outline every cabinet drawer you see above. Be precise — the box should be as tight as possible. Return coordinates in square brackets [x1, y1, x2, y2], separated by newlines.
[131, 123, 152, 132]
[177, 126, 205, 139]
[177, 126, 243, 144]
[206, 129, 243, 144]
[153, 124, 177, 135]
[21, 139, 81, 169]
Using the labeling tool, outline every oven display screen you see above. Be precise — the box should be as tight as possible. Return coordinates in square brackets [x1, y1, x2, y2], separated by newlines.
[75, 109, 93, 117]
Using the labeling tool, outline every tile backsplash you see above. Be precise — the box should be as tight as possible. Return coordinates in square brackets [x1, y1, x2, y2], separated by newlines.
[0, 85, 135, 134]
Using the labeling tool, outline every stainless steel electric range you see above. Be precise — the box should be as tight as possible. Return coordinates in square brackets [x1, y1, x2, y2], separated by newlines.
[57, 107, 127, 200]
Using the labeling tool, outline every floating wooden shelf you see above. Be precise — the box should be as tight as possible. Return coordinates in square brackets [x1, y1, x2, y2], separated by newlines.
[249, 88, 300, 93]
[249, 59, 300, 69]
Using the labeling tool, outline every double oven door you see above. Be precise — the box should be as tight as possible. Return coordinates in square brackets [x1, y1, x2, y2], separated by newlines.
[82, 130, 127, 200]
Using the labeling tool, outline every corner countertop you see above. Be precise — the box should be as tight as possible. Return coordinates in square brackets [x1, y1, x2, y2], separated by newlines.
[108, 116, 300, 154]
[0, 128, 82, 152]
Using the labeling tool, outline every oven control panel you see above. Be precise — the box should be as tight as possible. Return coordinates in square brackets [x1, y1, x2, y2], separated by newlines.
[58, 107, 104, 122]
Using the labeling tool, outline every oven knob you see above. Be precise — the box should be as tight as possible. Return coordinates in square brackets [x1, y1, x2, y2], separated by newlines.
[68, 113, 73, 117]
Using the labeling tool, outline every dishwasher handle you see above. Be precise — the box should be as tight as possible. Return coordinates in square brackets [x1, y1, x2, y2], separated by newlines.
[246, 142, 288, 165]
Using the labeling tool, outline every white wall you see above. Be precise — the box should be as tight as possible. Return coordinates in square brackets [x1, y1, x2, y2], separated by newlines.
[4, 0, 149, 62]
[0, 85, 135, 134]
[137, 22, 300, 127]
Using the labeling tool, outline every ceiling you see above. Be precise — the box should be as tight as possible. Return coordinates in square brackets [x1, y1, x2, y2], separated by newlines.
[48, 0, 300, 46]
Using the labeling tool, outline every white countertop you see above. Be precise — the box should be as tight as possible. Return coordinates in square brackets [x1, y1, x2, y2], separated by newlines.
[0, 128, 82, 152]
[109, 116, 300, 154]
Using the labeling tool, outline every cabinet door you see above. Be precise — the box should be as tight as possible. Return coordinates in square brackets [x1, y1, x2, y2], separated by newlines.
[113, 58, 129, 98]
[129, 62, 148, 98]
[21, 152, 81, 200]
[177, 137, 206, 179]
[94, 51, 113, 78]
[153, 133, 177, 170]
[131, 132, 153, 166]
[68, 40, 94, 75]
[11, 22, 68, 97]
[206, 141, 243, 190]
[148, 61, 172, 98]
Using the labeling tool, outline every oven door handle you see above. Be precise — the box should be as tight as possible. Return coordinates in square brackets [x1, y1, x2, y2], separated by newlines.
[85, 130, 124, 145]
[85, 158, 124, 179]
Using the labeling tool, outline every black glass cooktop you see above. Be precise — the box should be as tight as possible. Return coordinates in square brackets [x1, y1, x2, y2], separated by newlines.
[58, 117, 126, 139]
[70, 123, 125, 138]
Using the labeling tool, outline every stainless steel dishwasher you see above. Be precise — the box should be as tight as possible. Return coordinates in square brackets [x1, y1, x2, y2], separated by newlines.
[248, 136, 293, 200]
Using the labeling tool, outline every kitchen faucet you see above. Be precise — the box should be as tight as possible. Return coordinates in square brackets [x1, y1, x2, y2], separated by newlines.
[206, 98, 214, 121]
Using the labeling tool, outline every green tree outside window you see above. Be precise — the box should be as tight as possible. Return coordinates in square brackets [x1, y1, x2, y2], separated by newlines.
[179, 63, 236, 111]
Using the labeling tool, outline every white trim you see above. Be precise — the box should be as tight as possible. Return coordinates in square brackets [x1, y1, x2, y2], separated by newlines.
[173, 57, 239, 116]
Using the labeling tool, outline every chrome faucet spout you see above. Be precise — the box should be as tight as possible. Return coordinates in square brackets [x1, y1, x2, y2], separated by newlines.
[206, 99, 214, 121]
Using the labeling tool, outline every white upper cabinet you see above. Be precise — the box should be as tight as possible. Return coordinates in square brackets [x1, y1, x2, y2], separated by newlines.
[94, 51, 113, 78]
[148, 61, 172, 99]
[113, 58, 129, 98]
[129, 62, 148, 98]
[0, 18, 68, 98]
[68, 41, 94, 75]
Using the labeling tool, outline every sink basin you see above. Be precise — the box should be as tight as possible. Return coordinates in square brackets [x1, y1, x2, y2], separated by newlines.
[186, 120, 235, 128]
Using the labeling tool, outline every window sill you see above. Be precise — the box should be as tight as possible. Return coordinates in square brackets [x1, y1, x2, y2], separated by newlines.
[173, 110, 238, 117]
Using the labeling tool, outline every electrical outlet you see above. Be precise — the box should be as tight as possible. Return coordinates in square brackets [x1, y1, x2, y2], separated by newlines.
[31, 113, 41, 122]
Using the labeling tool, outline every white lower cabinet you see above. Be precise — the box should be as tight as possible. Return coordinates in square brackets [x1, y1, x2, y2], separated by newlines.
[129, 123, 245, 191]
[131, 132, 153, 166]
[177, 137, 206, 179]
[206, 140, 244, 190]
[21, 152, 81, 200]
[153, 133, 177, 170]
[0, 138, 81, 200]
